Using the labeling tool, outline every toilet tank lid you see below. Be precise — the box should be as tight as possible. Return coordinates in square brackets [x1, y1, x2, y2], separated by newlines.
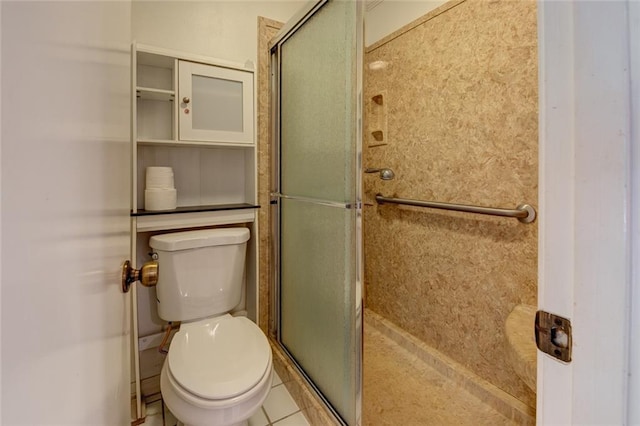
[150, 228, 249, 251]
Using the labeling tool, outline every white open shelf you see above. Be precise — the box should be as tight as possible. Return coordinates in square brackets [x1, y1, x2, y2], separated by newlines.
[134, 208, 257, 233]
[137, 138, 256, 148]
[136, 86, 175, 102]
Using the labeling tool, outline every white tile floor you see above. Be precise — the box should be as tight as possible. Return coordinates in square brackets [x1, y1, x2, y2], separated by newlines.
[144, 371, 309, 426]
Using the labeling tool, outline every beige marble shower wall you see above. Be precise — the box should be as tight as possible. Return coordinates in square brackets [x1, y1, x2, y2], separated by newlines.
[363, 0, 538, 407]
[257, 17, 281, 336]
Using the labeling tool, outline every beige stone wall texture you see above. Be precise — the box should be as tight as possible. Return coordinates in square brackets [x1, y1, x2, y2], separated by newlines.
[257, 17, 282, 336]
[363, 0, 538, 407]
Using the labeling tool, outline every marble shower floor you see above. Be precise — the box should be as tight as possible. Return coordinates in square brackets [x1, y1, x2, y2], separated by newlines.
[363, 323, 517, 426]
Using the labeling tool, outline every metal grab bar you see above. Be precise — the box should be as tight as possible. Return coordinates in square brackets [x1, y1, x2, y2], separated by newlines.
[375, 194, 536, 224]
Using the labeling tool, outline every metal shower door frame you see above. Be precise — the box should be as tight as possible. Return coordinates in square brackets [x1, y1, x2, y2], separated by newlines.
[269, 1, 364, 424]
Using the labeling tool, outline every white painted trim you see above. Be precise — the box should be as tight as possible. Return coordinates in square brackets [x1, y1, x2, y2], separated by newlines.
[136, 43, 254, 73]
[627, 0, 640, 423]
[131, 218, 142, 418]
[130, 45, 142, 417]
[0, 2, 3, 420]
[538, 1, 633, 424]
[132, 42, 138, 213]
[252, 67, 260, 326]
[537, 3, 575, 421]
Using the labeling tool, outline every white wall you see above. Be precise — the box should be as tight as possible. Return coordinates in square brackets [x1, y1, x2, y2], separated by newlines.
[0, 2, 3, 421]
[628, 0, 640, 423]
[1, 1, 132, 424]
[0, 2, 4, 421]
[132, 0, 304, 66]
[365, 0, 446, 46]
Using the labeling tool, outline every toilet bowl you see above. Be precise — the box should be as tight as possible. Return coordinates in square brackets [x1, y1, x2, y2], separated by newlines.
[149, 228, 272, 426]
[160, 315, 272, 426]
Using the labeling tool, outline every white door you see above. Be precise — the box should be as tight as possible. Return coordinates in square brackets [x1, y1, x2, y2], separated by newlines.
[538, 1, 637, 424]
[1, 1, 132, 424]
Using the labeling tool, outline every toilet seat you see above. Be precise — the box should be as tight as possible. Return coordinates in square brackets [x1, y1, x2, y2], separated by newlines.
[168, 314, 271, 400]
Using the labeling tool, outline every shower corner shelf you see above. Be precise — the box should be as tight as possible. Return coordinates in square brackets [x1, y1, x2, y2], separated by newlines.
[367, 90, 388, 148]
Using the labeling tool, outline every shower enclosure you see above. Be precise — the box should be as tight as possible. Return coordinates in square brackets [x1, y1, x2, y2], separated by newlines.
[269, 0, 363, 424]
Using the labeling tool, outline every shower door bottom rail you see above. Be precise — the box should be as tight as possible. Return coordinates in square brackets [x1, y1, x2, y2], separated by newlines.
[375, 193, 536, 223]
[276, 341, 349, 426]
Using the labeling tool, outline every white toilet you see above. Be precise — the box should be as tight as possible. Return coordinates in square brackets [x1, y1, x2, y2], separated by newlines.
[149, 228, 273, 426]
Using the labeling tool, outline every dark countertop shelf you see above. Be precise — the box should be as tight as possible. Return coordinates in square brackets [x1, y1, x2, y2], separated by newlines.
[131, 203, 260, 217]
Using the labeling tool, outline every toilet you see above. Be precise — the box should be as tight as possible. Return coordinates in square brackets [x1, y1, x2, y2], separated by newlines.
[149, 228, 272, 426]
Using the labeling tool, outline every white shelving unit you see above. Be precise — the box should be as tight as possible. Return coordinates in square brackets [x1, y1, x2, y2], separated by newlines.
[132, 43, 258, 216]
[130, 42, 260, 415]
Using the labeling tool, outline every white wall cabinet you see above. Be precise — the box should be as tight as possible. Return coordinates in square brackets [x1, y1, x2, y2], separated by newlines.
[178, 60, 253, 144]
[130, 42, 259, 415]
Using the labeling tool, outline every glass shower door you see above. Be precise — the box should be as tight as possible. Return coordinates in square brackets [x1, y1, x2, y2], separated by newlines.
[271, 1, 363, 424]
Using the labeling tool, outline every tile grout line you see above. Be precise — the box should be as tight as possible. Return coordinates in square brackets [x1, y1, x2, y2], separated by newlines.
[271, 409, 302, 425]
[263, 381, 302, 425]
[262, 406, 273, 425]
[264, 381, 281, 424]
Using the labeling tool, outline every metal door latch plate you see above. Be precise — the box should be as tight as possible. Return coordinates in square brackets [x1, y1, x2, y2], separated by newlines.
[535, 310, 572, 362]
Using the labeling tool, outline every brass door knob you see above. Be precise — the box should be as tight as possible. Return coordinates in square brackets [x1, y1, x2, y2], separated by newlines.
[121, 260, 159, 293]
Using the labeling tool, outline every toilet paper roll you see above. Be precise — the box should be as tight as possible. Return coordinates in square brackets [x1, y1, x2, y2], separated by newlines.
[145, 188, 177, 211]
[146, 175, 175, 189]
[146, 167, 175, 189]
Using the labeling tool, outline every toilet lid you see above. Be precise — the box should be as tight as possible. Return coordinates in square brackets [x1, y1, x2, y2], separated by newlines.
[167, 315, 271, 400]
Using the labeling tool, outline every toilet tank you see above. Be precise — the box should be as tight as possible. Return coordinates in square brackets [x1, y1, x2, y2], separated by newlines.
[149, 228, 250, 322]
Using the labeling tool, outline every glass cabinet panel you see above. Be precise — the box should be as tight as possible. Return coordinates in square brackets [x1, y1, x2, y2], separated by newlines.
[178, 61, 253, 144]
[192, 75, 243, 132]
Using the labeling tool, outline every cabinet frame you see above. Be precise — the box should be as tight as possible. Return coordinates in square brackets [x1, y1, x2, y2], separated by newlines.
[129, 42, 260, 421]
[131, 42, 258, 214]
